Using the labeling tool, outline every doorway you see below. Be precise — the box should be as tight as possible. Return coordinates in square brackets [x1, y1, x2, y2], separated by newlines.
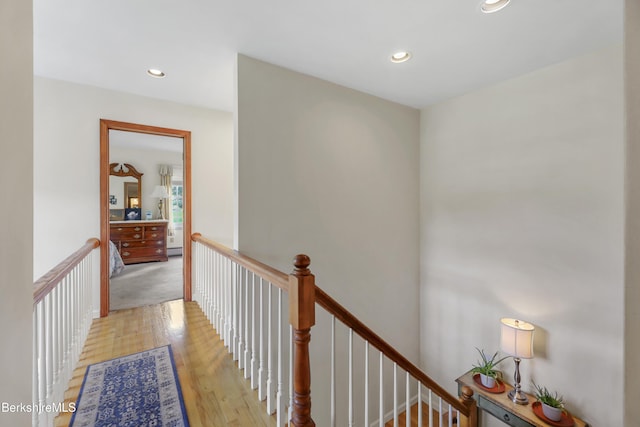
[99, 119, 192, 317]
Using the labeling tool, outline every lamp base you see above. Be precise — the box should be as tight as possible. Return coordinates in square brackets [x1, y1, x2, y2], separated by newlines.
[508, 389, 529, 405]
[157, 200, 165, 220]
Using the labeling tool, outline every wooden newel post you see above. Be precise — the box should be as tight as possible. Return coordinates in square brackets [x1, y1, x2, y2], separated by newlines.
[289, 254, 316, 427]
[459, 386, 478, 427]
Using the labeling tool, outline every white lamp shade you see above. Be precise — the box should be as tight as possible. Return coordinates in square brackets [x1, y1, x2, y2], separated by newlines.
[500, 318, 535, 359]
[150, 185, 170, 198]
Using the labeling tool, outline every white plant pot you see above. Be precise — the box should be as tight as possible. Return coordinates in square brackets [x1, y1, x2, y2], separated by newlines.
[542, 403, 563, 422]
[480, 374, 495, 388]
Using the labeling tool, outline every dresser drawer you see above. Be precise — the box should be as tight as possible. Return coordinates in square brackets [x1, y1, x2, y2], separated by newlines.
[111, 229, 144, 240]
[144, 229, 165, 240]
[111, 224, 143, 233]
[478, 395, 534, 427]
[120, 240, 165, 249]
[120, 247, 166, 260]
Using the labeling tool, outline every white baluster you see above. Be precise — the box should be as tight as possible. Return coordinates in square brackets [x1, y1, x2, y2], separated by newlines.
[208, 250, 214, 324]
[232, 263, 238, 360]
[276, 288, 284, 426]
[364, 341, 369, 427]
[349, 328, 354, 427]
[448, 404, 453, 427]
[251, 273, 258, 388]
[32, 309, 38, 427]
[204, 248, 210, 320]
[51, 287, 59, 401]
[213, 251, 218, 325]
[223, 257, 228, 344]
[258, 278, 266, 399]
[429, 389, 433, 427]
[330, 315, 336, 427]
[237, 266, 244, 368]
[37, 303, 46, 427]
[72, 268, 78, 365]
[198, 243, 202, 302]
[44, 294, 54, 419]
[267, 283, 275, 413]
[379, 351, 384, 426]
[439, 396, 443, 427]
[288, 324, 293, 423]
[226, 259, 232, 345]
[244, 269, 251, 379]
[223, 256, 228, 338]
[393, 362, 398, 427]
[217, 253, 223, 331]
[213, 251, 218, 328]
[418, 383, 423, 427]
[406, 371, 411, 427]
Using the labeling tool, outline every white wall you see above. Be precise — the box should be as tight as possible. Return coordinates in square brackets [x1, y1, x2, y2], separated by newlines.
[34, 77, 235, 310]
[0, 0, 32, 424]
[625, 0, 640, 424]
[236, 54, 420, 425]
[420, 45, 623, 426]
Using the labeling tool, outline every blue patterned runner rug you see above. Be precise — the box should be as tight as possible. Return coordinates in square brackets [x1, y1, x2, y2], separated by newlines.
[70, 345, 189, 426]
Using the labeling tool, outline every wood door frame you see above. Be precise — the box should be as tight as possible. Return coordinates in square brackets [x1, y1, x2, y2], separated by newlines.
[100, 119, 192, 317]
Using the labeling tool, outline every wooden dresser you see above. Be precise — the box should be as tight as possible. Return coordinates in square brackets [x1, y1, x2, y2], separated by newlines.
[110, 220, 168, 264]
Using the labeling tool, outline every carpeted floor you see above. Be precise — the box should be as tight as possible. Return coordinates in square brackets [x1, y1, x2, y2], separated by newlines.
[110, 256, 183, 311]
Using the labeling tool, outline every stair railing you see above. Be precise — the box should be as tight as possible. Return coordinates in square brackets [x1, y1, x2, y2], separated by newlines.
[32, 238, 100, 427]
[191, 233, 476, 427]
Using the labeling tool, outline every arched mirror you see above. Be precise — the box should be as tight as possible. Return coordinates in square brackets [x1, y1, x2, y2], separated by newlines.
[109, 163, 143, 221]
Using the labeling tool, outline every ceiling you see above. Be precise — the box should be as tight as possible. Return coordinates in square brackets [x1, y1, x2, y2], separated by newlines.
[34, 0, 622, 113]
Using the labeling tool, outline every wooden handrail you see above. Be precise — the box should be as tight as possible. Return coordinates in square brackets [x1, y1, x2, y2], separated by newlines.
[314, 285, 471, 416]
[191, 232, 472, 423]
[191, 233, 289, 290]
[33, 238, 100, 306]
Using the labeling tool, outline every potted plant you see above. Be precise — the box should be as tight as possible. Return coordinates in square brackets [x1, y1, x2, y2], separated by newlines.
[471, 348, 509, 388]
[533, 383, 565, 422]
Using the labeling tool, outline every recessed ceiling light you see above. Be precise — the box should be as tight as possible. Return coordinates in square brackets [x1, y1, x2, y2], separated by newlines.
[390, 51, 411, 63]
[480, 0, 511, 13]
[147, 68, 166, 78]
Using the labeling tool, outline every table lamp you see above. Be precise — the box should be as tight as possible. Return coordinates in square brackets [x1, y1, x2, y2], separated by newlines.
[500, 318, 535, 404]
[150, 185, 170, 219]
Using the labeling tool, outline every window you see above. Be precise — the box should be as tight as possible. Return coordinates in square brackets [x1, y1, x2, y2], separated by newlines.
[171, 182, 183, 229]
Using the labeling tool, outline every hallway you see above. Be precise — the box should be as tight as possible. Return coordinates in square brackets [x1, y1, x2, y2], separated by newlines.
[55, 300, 277, 426]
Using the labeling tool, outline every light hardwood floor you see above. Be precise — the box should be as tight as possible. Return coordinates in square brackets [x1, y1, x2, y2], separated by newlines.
[55, 300, 277, 426]
[384, 402, 455, 427]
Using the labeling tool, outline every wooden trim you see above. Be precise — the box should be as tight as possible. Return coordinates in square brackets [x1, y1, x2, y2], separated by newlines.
[100, 120, 110, 316]
[183, 131, 192, 301]
[191, 233, 290, 290]
[314, 285, 471, 416]
[33, 238, 100, 306]
[109, 162, 143, 179]
[100, 119, 193, 316]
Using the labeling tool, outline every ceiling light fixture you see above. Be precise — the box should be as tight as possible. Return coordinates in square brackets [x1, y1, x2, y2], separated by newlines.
[147, 68, 166, 78]
[480, 0, 511, 13]
[390, 51, 411, 64]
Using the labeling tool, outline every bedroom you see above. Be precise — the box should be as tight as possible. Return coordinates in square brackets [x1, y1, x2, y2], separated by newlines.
[107, 130, 185, 311]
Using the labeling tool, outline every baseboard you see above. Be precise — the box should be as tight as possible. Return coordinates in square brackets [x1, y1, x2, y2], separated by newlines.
[167, 247, 183, 257]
